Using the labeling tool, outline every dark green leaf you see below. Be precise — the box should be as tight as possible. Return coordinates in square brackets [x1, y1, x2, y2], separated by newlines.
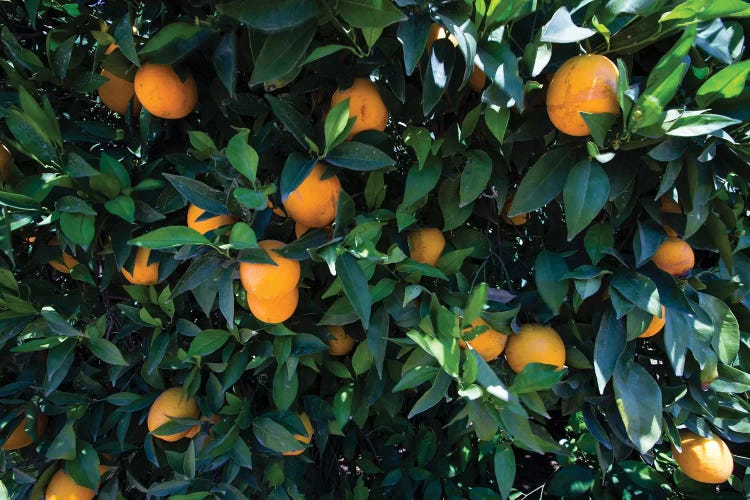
[128, 227, 211, 249]
[250, 21, 316, 85]
[336, 253, 371, 329]
[509, 148, 575, 216]
[563, 159, 610, 240]
[613, 354, 662, 453]
[326, 142, 395, 171]
[534, 250, 568, 315]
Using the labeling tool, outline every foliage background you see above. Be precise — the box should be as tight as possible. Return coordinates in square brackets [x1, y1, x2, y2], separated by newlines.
[1, 0, 750, 498]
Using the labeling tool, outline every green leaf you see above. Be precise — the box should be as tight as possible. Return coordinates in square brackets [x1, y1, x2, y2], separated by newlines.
[494, 444, 515, 500]
[439, 176, 473, 231]
[67, 441, 100, 491]
[265, 94, 316, 151]
[234, 188, 267, 211]
[250, 21, 316, 85]
[397, 15, 430, 76]
[392, 366, 440, 392]
[326, 142, 395, 171]
[459, 150, 492, 208]
[213, 32, 237, 96]
[696, 60, 750, 108]
[539, 7, 596, 43]
[613, 354, 662, 453]
[462, 283, 488, 327]
[584, 223, 615, 266]
[46, 422, 76, 460]
[138, 23, 212, 65]
[664, 112, 740, 137]
[610, 271, 660, 316]
[509, 148, 575, 216]
[423, 39, 455, 116]
[272, 368, 298, 411]
[113, 15, 139, 67]
[336, 253, 371, 329]
[324, 99, 355, 155]
[534, 250, 568, 315]
[229, 223, 258, 250]
[253, 417, 306, 453]
[128, 227, 211, 249]
[479, 42, 525, 112]
[87, 337, 128, 366]
[367, 306, 389, 378]
[60, 213, 95, 249]
[562, 159, 610, 240]
[510, 363, 566, 394]
[402, 155, 441, 207]
[408, 370, 451, 418]
[594, 307, 626, 394]
[225, 131, 258, 183]
[338, 0, 407, 29]
[187, 329, 230, 357]
[104, 196, 135, 223]
[698, 293, 739, 365]
[163, 173, 227, 214]
[219, 0, 316, 33]
[485, 106, 510, 143]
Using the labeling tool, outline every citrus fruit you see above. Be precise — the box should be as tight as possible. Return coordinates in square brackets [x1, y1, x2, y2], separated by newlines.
[408, 227, 445, 266]
[294, 222, 310, 239]
[640, 305, 666, 338]
[283, 163, 341, 228]
[239, 240, 300, 299]
[2, 412, 47, 450]
[121, 247, 159, 285]
[546, 54, 619, 136]
[505, 324, 566, 374]
[246, 286, 298, 324]
[134, 63, 197, 119]
[0, 142, 13, 183]
[98, 46, 140, 116]
[458, 317, 509, 362]
[671, 430, 733, 483]
[47, 237, 80, 274]
[326, 325, 355, 356]
[282, 412, 314, 456]
[45, 465, 108, 500]
[330, 78, 388, 139]
[651, 237, 694, 276]
[186, 204, 236, 236]
[147, 387, 200, 442]
[426, 23, 486, 93]
[660, 196, 681, 237]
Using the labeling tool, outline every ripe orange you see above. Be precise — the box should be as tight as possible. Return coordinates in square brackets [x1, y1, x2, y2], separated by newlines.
[426, 23, 486, 92]
[147, 387, 200, 442]
[283, 164, 341, 228]
[458, 317, 509, 362]
[330, 78, 388, 139]
[408, 227, 445, 266]
[98, 46, 140, 116]
[246, 286, 298, 323]
[326, 325, 355, 356]
[504, 324, 566, 373]
[121, 247, 159, 285]
[651, 237, 694, 276]
[0, 142, 13, 183]
[45, 465, 108, 500]
[2, 412, 47, 450]
[134, 63, 197, 119]
[186, 204, 236, 236]
[282, 412, 313, 456]
[546, 54, 619, 136]
[671, 430, 733, 483]
[660, 196, 681, 237]
[639, 305, 666, 338]
[239, 240, 300, 299]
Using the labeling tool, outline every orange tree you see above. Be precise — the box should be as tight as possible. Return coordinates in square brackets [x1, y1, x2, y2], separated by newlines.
[1, 0, 750, 498]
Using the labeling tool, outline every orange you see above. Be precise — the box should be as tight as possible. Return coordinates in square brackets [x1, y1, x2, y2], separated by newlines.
[408, 227, 445, 266]
[47, 237, 80, 273]
[283, 164, 341, 228]
[0, 142, 13, 183]
[504, 324, 566, 374]
[239, 240, 300, 299]
[651, 237, 694, 276]
[2, 412, 47, 450]
[326, 325, 355, 356]
[426, 23, 486, 93]
[45, 465, 108, 500]
[546, 54, 619, 136]
[639, 305, 665, 338]
[282, 412, 313, 456]
[98, 46, 140, 116]
[660, 196, 681, 237]
[134, 63, 198, 119]
[267, 200, 286, 217]
[147, 387, 200, 442]
[458, 317, 508, 362]
[330, 78, 388, 139]
[294, 222, 310, 239]
[246, 286, 298, 324]
[671, 430, 733, 483]
[121, 247, 159, 285]
[186, 204, 236, 236]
